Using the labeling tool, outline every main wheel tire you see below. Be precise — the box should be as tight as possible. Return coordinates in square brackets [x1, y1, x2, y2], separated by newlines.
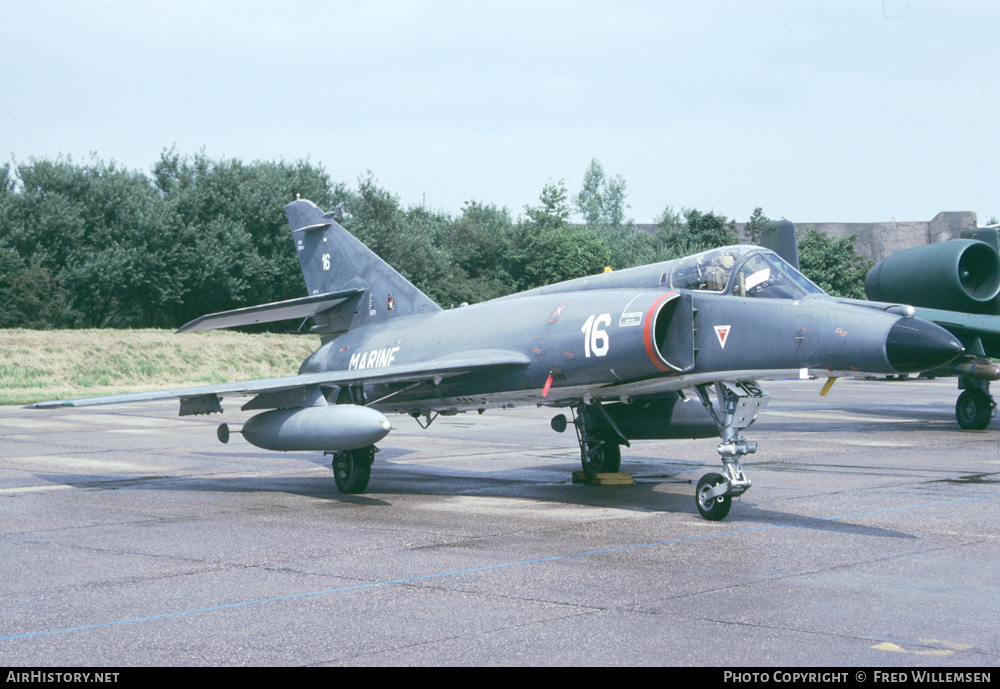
[581, 439, 621, 477]
[696, 472, 732, 521]
[956, 390, 992, 430]
[332, 448, 373, 494]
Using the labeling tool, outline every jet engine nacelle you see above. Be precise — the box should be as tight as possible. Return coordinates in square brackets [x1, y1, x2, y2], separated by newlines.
[240, 404, 391, 452]
[865, 239, 1000, 313]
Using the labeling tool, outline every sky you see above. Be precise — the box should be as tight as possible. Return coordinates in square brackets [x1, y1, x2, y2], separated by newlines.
[2, 1, 998, 224]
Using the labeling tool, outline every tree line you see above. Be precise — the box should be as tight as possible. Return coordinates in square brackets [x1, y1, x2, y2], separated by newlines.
[0, 151, 871, 330]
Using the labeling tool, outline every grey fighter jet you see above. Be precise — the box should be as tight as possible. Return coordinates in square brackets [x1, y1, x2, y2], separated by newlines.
[31, 199, 965, 520]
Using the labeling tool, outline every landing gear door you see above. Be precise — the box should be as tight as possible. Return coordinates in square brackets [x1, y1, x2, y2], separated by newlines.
[718, 381, 770, 431]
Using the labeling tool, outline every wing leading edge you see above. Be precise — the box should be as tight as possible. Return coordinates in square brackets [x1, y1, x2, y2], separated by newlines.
[28, 349, 533, 414]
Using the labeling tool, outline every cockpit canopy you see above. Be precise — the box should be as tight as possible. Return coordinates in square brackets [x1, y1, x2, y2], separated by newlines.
[668, 246, 825, 300]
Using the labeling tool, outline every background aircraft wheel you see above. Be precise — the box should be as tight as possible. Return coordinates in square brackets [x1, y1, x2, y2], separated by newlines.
[332, 447, 373, 494]
[581, 438, 621, 477]
[696, 472, 732, 521]
[956, 390, 992, 430]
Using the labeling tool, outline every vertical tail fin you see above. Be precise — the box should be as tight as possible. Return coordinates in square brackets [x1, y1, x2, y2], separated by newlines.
[760, 220, 800, 270]
[285, 199, 440, 337]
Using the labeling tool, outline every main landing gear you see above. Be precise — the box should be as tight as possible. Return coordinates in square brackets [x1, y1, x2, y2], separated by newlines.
[556, 383, 768, 520]
[694, 381, 770, 521]
[956, 378, 996, 430]
[329, 445, 376, 494]
[553, 402, 625, 477]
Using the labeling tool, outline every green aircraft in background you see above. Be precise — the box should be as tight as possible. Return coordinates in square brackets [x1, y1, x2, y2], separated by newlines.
[764, 221, 1000, 430]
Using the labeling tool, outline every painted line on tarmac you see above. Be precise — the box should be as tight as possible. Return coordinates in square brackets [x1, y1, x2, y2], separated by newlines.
[0, 484, 74, 495]
[3, 491, 998, 642]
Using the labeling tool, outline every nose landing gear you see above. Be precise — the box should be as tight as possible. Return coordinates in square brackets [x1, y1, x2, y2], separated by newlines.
[694, 381, 769, 520]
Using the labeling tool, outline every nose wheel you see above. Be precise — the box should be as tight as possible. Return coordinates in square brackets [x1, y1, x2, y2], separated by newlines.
[696, 473, 732, 521]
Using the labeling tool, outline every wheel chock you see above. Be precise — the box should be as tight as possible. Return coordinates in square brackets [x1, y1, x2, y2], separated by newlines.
[571, 471, 634, 485]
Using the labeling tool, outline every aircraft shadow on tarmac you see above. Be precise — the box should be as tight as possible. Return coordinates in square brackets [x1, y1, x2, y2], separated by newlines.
[758, 409, 979, 431]
[31, 454, 920, 542]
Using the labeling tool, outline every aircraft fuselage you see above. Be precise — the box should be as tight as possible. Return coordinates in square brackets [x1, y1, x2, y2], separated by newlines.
[299, 285, 943, 415]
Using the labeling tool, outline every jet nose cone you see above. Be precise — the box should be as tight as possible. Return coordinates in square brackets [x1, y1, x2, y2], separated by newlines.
[886, 319, 964, 373]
